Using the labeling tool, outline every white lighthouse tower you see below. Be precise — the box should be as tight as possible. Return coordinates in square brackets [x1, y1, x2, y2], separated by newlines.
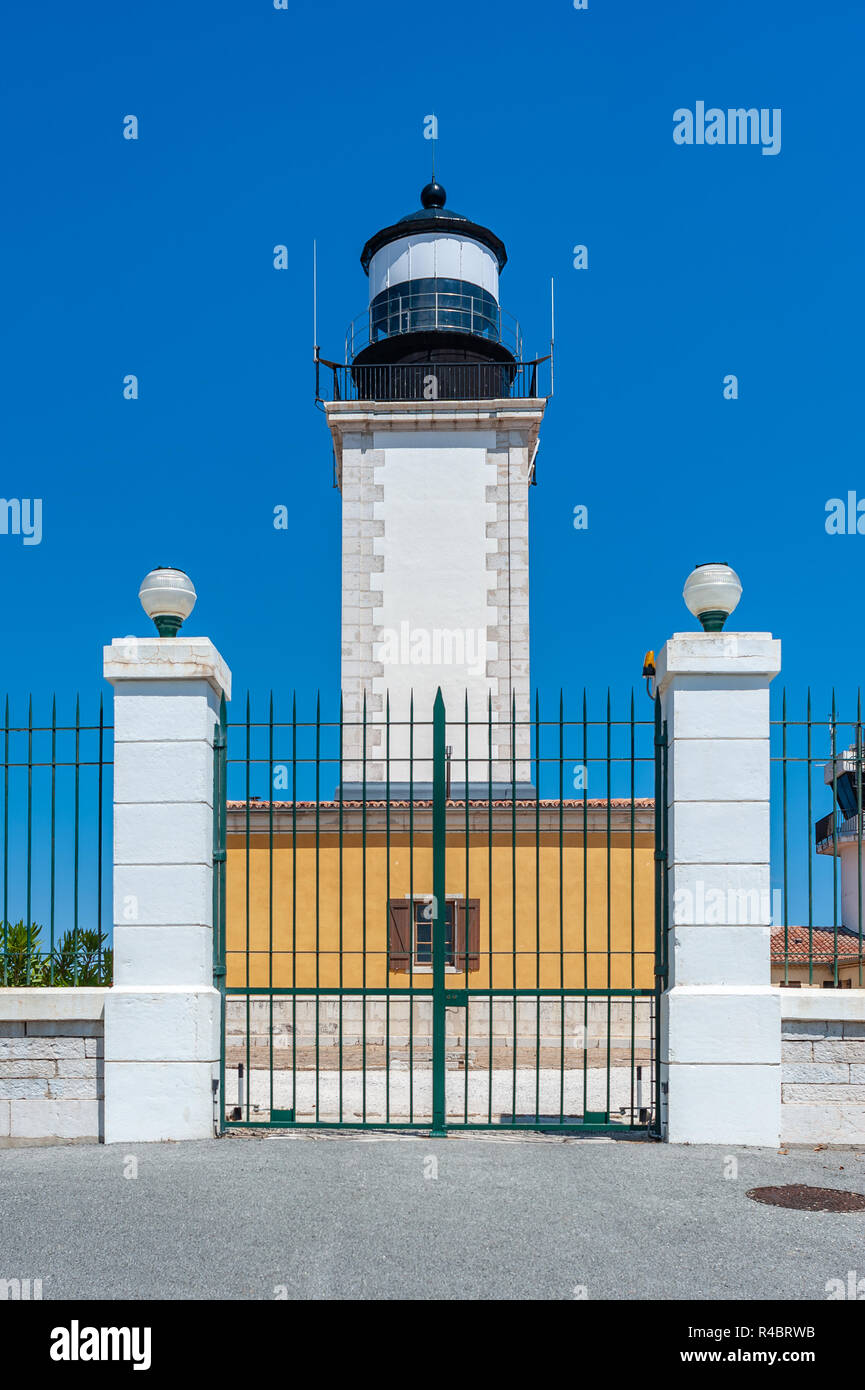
[320, 178, 548, 795]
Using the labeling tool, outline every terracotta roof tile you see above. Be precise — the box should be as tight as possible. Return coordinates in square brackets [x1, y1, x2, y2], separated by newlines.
[226, 798, 654, 810]
[771, 925, 863, 962]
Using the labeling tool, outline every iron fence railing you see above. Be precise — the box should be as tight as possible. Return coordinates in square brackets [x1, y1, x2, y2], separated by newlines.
[316, 355, 550, 404]
[772, 691, 865, 987]
[215, 689, 665, 1134]
[0, 697, 113, 986]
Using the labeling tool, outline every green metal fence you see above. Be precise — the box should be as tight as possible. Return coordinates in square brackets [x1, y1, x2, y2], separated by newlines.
[772, 691, 865, 987]
[215, 689, 667, 1135]
[0, 696, 113, 986]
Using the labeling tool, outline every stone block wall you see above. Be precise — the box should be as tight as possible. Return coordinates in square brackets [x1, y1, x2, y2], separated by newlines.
[781, 1013, 865, 1144]
[0, 991, 106, 1146]
[225, 995, 653, 1057]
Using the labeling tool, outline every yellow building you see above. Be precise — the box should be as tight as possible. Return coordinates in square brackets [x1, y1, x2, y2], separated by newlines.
[225, 797, 657, 992]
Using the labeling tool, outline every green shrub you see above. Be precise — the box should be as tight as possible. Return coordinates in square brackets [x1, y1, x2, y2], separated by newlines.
[0, 921, 48, 985]
[50, 929, 113, 986]
[0, 921, 113, 986]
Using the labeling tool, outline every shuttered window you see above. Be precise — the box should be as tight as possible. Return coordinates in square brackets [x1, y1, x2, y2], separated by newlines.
[388, 898, 480, 972]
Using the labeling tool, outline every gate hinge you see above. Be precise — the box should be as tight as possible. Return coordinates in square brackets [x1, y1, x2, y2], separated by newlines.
[213, 850, 227, 863]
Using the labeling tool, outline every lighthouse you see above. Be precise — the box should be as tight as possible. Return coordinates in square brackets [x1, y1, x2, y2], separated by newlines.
[319, 178, 549, 795]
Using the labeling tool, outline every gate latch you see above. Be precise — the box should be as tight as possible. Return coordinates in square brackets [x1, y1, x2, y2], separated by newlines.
[444, 990, 468, 1007]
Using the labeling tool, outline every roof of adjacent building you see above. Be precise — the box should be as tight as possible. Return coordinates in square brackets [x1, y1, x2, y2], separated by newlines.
[227, 798, 654, 811]
[771, 924, 864, 962]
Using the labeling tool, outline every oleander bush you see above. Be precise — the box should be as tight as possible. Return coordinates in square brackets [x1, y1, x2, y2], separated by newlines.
[0, 920, 113, 986]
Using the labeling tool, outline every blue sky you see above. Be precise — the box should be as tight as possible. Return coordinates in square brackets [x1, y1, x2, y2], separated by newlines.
[1, 1, 863, 927]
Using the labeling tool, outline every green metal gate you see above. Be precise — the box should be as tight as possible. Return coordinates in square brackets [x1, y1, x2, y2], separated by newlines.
[214, 689, 666, 1135]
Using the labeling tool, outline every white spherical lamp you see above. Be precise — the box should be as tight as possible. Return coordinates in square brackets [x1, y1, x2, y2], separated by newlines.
[139, 567, 197, 637]
[683, 562, 742, 632]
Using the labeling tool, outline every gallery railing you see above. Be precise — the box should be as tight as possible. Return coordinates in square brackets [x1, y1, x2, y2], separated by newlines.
[316, 355, 551, 404]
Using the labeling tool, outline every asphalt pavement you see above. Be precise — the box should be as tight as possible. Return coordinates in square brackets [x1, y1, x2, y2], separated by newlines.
[1, 1131, 864, 1300]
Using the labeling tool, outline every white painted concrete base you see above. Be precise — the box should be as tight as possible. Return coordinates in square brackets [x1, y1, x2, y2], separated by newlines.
[664, 1062, 781, 1145]
[103, 986, 220, 1143]
[104, 1061, 217, 1143]
[662, 985, 781, 1145]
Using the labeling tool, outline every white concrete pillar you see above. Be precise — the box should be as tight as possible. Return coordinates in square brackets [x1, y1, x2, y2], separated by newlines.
[102, 637, 231, 1143]
[657, 632, 782, 1145]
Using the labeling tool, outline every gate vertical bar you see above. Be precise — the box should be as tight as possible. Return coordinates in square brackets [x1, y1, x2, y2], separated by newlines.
[652, 693, 667, 1138]
[2, 698, 8, 986]
[213, 693, 228, 1134]
[268, 694, 274, 1120]
[464, 693, 471, 1124]
[49, 698, 57, 984]
[510, 692, 517, 1125]
[858, 691, 863, 987]
[432, 688, 447, 1135]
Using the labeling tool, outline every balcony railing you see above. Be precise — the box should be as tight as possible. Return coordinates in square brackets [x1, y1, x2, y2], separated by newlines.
[816, 809, 864, 851]
[345, 289, 523, 361]
[317, 356, 550, 404]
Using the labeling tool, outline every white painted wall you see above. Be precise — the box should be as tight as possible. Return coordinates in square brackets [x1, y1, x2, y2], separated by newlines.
[370, 430, 497, 774]
[368, 233, 500, 301]
[331, 399, 544, 789]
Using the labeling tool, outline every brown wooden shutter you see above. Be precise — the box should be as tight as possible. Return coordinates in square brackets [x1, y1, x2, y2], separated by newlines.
[388, 899, 411, 973]
[454, 899, 481, 972]
[466, 898, 480, 972]
[453, 900, 465, 970]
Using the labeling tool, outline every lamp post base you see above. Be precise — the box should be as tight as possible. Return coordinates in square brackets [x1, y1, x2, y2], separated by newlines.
[697, 609, 728, 632]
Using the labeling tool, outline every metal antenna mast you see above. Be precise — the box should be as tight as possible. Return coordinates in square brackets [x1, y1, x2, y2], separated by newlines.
[313, 238, 323, 407]
[550, 276, 555, 398]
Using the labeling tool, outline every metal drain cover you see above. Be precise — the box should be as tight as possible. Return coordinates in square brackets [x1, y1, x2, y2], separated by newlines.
[747, 1185, 865, 1213]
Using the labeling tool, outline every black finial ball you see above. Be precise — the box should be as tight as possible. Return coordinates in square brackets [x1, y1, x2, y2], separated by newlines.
[420, 180, 446, 210]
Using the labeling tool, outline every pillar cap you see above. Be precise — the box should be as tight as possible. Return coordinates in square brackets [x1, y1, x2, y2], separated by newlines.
[656, 633, 780, 693]
[103, 636, 231, 700]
